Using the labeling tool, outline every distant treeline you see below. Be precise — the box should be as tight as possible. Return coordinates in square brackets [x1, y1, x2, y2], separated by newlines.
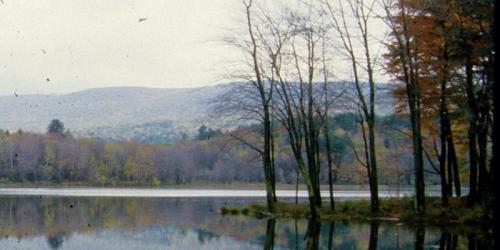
[0, 126, 260, 185]
[0, 114, 447, 186]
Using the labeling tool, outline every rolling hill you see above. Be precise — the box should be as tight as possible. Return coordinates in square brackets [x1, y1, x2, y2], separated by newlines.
[0, 85, 227, 142]
[0, 82, 395, 143]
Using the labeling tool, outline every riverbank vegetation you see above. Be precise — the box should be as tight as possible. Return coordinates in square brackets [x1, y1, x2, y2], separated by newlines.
[221, 196, 491, 227]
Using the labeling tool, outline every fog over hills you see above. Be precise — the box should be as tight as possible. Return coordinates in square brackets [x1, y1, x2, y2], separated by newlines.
[0, 85, 227, 142]
[0, 83, 395, 143]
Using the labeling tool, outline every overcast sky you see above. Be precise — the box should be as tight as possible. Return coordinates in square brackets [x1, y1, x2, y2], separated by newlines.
[0, 0, 389, 96]
[0, 0, 240, 96]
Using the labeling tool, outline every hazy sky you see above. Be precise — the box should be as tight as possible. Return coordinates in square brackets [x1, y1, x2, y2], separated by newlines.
[0, 0, 239, 95]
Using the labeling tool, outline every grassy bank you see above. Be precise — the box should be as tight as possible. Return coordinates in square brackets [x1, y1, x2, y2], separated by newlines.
[220, 197, 491, 227]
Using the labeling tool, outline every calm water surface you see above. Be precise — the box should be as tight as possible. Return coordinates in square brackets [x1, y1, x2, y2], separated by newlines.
[0, 188, 424, 198]
[0, 189, 491, 249]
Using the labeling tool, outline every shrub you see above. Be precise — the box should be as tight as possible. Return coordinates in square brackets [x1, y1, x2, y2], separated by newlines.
[229, 208, 239, 215]
[241, 208, 250, 215]
[220, 207, 229, 215]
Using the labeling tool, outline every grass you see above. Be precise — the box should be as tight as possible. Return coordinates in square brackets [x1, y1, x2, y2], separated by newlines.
[220, 196, 491, 227]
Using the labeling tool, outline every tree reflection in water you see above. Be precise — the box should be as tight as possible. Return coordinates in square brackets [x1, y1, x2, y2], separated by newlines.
[0, 195, 493, 249]
[415, 225, 425, 250]
[264, 219, 276, 250]
[327, 221, 335, 250]
[368, 222, 379, 250]
[305, 218, 321, 250]
[47, 233, 65, 250]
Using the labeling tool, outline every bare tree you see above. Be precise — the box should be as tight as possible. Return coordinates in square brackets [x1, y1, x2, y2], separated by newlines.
[214, 0, 278, 213]
[321, 0, 382, 213]
[265, 2, 344, 217]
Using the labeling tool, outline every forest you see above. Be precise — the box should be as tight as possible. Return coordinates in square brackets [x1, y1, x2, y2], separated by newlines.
[212, 0, 495, 217]
[1, 114, 418, 187]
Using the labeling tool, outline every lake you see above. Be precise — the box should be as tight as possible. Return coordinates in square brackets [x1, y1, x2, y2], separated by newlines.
[0, 188, 425, 198]
[0, 188, 491, 249]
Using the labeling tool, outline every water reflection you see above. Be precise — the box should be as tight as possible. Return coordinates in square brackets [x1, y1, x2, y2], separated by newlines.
[415, 225, 425, 250]
[305, 218, 321, 250]
[368, 222, 378, 250]
[47, 233, 66, 250]
[264, 219, 276, 250]
[440, 233, 457, 250]
[327, 222, 335, 250]
[0, 196, 492, 249]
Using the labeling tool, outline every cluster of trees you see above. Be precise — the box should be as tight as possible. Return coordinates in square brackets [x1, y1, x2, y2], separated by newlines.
[0, 115, 419, 186]
[197, 125, 223, 141]
[219, 0, 494, 217]
[383, 0, 495, 211]
[0, 125, 256, 185]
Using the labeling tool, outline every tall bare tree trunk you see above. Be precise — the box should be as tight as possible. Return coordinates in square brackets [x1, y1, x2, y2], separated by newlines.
[324, 124, 335, 211]
[465, 60, 478, 206]
[323, 0, 380, 213]
[477, 96, 489, 203]
[367, 119, 379, 213]
[244, 0, 277, 213]
[447, 133, 461, 197]
[439, 81, 449, 206]
[408, 87, 425, 213]
[491, 17, 498, 246]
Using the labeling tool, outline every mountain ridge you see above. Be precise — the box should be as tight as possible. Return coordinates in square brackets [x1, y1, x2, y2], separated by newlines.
[0, 82, 395, 143]
[0, 85, 227, 137]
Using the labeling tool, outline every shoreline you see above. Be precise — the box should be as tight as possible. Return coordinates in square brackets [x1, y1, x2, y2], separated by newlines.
[220, 197, 491, 228]
[0, 181, 451, 191]
[0, 187, 425, 198]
